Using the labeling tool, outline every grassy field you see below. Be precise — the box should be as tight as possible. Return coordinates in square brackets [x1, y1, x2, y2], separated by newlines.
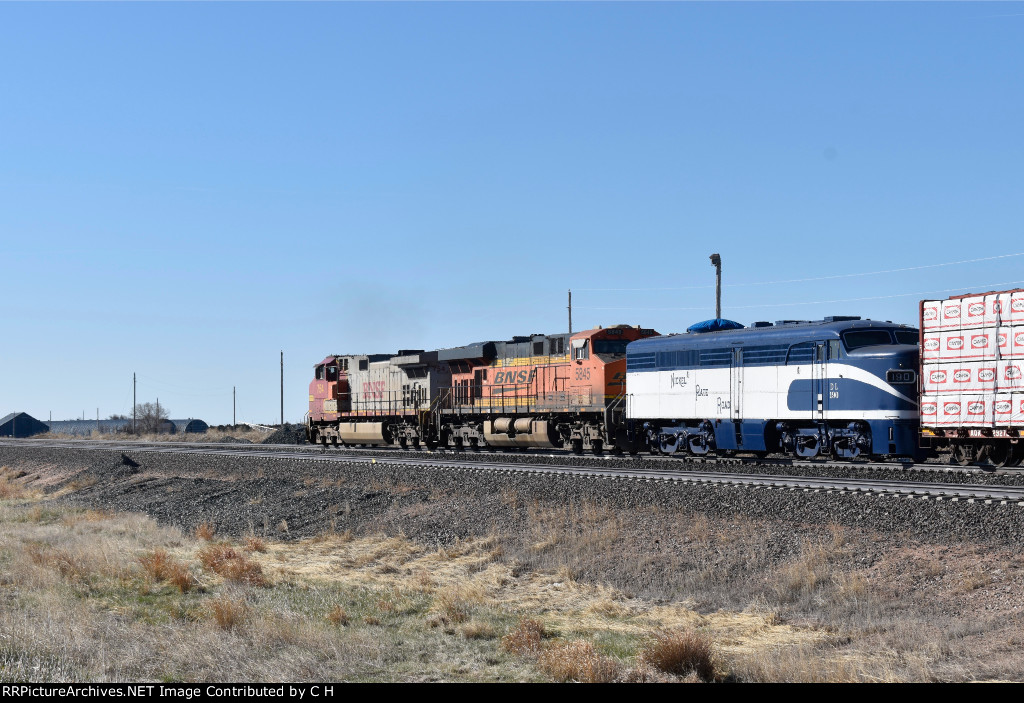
[1, 464, 1019, 682]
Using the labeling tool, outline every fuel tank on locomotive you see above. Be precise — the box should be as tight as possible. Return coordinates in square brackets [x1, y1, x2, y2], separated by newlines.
[624, 317, 921, 459]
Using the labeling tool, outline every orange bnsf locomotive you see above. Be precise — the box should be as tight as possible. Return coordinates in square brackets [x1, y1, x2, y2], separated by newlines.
[306, 325, 658, 453]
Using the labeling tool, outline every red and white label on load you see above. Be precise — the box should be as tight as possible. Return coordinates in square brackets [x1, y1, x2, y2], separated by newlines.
[922, 301, 941, 331]
[1001, 361, 1024, 388]
[1011, 292, 1024, 324]
[941, 332, 964, 360]
[1014, 327, 1024, 358]
[995, 394, 1013, 423]
[940, 301, 962, 330]
[921, 399, 938, 418]
[922, 332, 941, 360]
[962, 296, 986, 328]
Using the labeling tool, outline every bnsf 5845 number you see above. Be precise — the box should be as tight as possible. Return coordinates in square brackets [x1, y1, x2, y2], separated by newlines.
[575, 368, 591, 381]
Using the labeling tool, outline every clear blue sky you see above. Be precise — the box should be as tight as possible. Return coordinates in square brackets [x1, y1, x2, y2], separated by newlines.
[2, 2, 1022, 424]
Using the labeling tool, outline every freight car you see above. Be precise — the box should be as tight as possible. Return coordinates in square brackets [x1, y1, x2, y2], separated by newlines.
[920, 289, 1024, 466]
[624, 317, 921, 459]
[306, 325, 659, 453]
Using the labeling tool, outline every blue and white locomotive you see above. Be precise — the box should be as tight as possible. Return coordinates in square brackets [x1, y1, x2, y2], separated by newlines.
[624, 317, 920, 459]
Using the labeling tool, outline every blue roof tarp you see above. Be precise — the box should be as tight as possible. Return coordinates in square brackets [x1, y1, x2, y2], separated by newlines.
[686, 319, 745, 334]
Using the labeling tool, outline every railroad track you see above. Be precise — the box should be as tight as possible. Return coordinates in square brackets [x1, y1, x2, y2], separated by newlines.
[3, 438, 1023, 506]
[0, 437, 1001, 474]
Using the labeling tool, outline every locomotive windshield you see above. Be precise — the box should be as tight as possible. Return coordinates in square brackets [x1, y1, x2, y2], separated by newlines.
[593, 340, 630, 355]
[893, 330, 918, 345]
[842, 329, 893, 350]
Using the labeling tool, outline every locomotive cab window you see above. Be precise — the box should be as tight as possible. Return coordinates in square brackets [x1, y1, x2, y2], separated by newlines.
[894, 330, 918, 345]
[842, 330, 893, 351]
[326, 366, 338, 382]
[315, 366, 324, 380]
[593, 340, 629, 355]
[572, 339, 589, 361]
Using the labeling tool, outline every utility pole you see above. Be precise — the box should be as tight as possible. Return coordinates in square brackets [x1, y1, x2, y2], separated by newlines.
[233, 386, 236, 427]
[568, 289, 572, 335]
[133, 372, 136, 435]
[280, 351, 284, 427]
[709, 254, 722, 319]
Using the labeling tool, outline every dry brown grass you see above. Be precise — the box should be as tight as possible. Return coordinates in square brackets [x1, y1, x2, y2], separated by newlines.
[326, 605, 349, 626]
[461, 620, 497, 640]
[0, 466, 38, 500]
[195, 522, 216, 541]
[431, 584, 482, 624]
[537, 640, 620, 683]
[198, 543, 268, 587]
[640, 629, 717, 681]
[138, 548, 196, 593]
[244, 535, 267, 553]
[501, 618, 548, 656]
[208, 597, 248, 630]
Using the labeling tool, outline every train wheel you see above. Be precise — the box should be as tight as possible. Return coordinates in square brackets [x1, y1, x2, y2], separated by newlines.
[331, 436, 338, 448]
[1009, 443, 1024, 468]
[591, 440, 603, 456]
[952, 443, 976, 467]
[571, 439, 583, 455]
[988, 443, 1014, 468]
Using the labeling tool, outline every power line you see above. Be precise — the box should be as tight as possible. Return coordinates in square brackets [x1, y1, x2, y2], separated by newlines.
[576, 279, 1024, 312]
[576, 251, 1024, 292]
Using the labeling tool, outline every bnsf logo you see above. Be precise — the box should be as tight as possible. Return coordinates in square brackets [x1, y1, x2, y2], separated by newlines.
[929, 370, 947, 383]
[944, 402, 961, 415]
[1006, 366, 1022, 380]
[494, 369, 538, 385]
[953, 370, 971, 382]
[996, 401, 1012, 413]
[923, 308, 938, 320]
[967, 402, 985, 415]
[944, 305, 961, 319]
[979, 368, 996, 382]
[921, 402, 937, 415]
[971, 335, 989, 348]
[924, 338, 940, 350]
[968, 303, 985, 316]
[362, 381, 386, 399]
[946, 337, 963, 350]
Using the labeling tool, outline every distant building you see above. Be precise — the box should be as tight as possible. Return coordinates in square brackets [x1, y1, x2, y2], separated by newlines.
[0, 412, 49, 438]
[169, 419, 209, 434]
[43, 417, 209, 436]
[45, 419, 134, 436]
